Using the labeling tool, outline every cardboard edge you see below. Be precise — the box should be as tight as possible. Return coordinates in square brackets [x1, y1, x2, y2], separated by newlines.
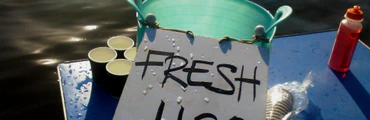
[57, 65, 68, 120]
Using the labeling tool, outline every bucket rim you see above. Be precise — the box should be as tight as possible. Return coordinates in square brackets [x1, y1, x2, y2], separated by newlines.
[135, 0, 278, 47]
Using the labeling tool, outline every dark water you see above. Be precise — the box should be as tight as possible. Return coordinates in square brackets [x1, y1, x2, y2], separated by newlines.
[0, 1, 137, 119]
[0, 0, 368, 119]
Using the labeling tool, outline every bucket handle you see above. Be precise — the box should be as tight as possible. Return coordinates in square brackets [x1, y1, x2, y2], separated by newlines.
[218, 6, 292, 45]
[127, 0, 146, 21]
[265, 5, 293, 35]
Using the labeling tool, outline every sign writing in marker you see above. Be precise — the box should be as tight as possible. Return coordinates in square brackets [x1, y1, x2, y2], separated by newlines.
[113, 28, 269, 120]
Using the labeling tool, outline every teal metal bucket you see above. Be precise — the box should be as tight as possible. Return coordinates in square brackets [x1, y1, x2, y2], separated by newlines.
[128, 0, 292, 48]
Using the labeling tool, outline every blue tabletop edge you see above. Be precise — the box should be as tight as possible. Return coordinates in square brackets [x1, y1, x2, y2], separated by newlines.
[57, 30, 370, 120]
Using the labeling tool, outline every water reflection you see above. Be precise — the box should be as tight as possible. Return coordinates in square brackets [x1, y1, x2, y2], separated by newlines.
[67, 37, 85, 42]
[83, 25, 98, 31]
[124, 26, 137, 32]
[37, 58, 59, 65]
[31, 47, 47, 54]
[0, 0, 163, 119]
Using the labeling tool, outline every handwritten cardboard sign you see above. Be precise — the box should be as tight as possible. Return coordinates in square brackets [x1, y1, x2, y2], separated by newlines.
[113, 28, 269, 120]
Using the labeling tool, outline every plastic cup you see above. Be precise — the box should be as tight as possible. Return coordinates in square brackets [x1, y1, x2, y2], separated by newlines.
[107, 36, 135, 58]
[106, 59, 133, 98]
[124, 47, 137, 62]
[88, 47, 117, 86]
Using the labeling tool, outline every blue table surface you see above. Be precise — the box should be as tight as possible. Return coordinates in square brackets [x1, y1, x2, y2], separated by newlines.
[57, 30, 370, 120]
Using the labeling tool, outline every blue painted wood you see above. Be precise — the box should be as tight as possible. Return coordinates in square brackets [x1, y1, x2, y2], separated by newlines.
[58, 31, 370, 120]
[269, 31, 370, 120]
[58, 60, 119, 120]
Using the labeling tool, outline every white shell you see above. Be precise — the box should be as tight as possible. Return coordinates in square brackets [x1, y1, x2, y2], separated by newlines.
[143, 90, 148, 95]
[204, 98, 210, 103]
[177, 96, 183, 103]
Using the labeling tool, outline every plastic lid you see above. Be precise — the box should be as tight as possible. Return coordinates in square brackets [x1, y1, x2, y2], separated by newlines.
[345, 5, 364, 21]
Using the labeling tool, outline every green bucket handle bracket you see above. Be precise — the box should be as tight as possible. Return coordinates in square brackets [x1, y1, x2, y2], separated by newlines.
[266, 5, 292, 42]
[219, 5, 292, 46]
[127, 0, 147, 47]
[127, 0, 145, 21]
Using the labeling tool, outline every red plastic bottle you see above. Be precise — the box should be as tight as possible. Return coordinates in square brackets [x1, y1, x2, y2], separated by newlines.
[328, 5, 364, 72]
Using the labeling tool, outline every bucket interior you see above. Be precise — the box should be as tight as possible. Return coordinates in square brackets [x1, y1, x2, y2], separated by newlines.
[140, 0, 275, 40]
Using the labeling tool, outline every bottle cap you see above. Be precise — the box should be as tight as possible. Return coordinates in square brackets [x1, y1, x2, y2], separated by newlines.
[345, 5, 364, 21]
